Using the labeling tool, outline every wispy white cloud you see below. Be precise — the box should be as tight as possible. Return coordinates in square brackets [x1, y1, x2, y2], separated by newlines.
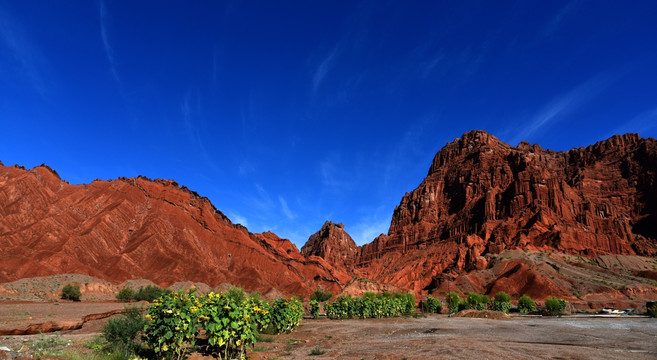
[510, 74, 611, 145]
[278, 196, 297, 220]
[312, 47, 338, 92]
[420, 52, 445, 79]
[608, 108, 657, 138]
[318, 154, 352, 192]
[99, 1, 121, 86]
[0, 5, 46, 96]
[181, 91, 221, 172]
[543, 0, 582, 38]
[227, 212, 249, 227]
[252, 183, 275, 211]
[349, 213, 391, 246]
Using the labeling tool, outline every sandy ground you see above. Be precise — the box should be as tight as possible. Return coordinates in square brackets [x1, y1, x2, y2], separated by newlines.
[1, 302, 656, 360]
[0, 301, 127, 330]
[247, 316, 657, 360]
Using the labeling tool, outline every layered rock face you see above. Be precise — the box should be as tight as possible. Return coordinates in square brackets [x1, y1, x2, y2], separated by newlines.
[355, 131, 657, 292]
[0, 164, 350, 297]
[301, 221, 358, 268]
[3, 130, 656, 301]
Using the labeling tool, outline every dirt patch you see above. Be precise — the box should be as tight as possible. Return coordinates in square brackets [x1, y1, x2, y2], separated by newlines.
[0, 301, 135, 335]
[453, 309, 511, 320]
[1, 315, 656, 359]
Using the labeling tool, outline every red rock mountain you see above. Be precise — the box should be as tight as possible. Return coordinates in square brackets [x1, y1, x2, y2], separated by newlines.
[301, 221, 358, 268]
[2, 130, 656, 304]
[0, 163, 349, 297]
[351, 131, 657, 293]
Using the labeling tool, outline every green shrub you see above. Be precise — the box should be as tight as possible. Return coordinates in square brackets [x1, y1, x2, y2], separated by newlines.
[325, 295, 353, 319]
[226, 285, 247, 304]
[310, 289, 333, 302]
[61, 283, 81, 301]
[494, 291, 511, 303]
[394, 292, 416, 315]
[647, 303, 657, 318]
[324, 292, 410, 319]
[103, 306, 146, 356]
[309, 345, 326, 355]
[134, 285, 169, 302]
[545, 296, 567, 315]
[142, 290, 289, 360]
[268, 297, 304, 334]
[465, 293, 490, 311]
[309, 299, 320, 319]
[423, 295, 442, 313]
[446, 292, 461, 314]
[143, 292, 200, 360]
[518, 295, 536, 313]
[201, 293, 268, 359]
[116, 287, 136, 302]
[491, 291, 512, 313]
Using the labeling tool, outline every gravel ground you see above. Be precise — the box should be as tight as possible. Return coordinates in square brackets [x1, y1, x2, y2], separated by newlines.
[248, 315, 657, 360]
[1, 302, 655, 360]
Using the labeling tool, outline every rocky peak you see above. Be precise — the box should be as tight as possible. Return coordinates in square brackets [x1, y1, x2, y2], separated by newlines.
[301, 221, 358, 269]
[355, 131, 657, 293]
[428, 130, 510, 176]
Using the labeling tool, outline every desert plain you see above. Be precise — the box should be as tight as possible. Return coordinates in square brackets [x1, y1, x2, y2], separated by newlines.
[1, 301, 656, 360]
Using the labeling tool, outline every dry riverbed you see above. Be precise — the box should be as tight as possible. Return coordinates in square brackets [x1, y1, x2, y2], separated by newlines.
[0, 302, 655, 359]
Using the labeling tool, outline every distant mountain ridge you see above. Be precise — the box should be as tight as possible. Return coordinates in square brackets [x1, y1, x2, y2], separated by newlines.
[0, 164, 349, 296]
[2, 130, 656, 304]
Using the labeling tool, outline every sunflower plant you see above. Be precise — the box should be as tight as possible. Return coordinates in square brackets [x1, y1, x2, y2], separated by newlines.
[143, 291, 200, 360]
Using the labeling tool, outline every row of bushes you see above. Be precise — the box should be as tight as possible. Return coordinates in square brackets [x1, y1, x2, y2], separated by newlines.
[324, 292, 416, 319]
[443, 291, 567, 315]
[59, 283, 171, 303]
[116, 285, 171, 302]
[103, 289, 304, 360]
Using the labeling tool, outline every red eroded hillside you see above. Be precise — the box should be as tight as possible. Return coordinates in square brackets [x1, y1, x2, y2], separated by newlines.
[350, 131, 657, 294]
[301, 221, 358, 269]
[0, 163, 349, 297]
[3, 131, 657, 304]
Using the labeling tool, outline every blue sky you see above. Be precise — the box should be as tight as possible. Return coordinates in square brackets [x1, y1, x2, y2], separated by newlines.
[1, 1, 656, 247]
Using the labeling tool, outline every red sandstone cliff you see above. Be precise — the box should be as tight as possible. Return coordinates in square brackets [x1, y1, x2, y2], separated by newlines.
[3, 130, 656, 303]
[0, 164, 350, 297]
[354, 131, 657, 293]
[300, 221, 358, 268]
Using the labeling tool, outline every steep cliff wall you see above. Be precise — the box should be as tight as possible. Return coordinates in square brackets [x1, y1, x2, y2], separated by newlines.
[355, 131, 657, 292]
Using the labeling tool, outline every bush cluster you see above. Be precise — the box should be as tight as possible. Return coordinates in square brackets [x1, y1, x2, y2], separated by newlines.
[447, 291, 534, 314]
[422, 295, 442, 313]
[324, 292, 415, 319]
[545, 296, 567, 315]
[648, 303, 657, 318]
[465, 293, 490, 311]
[309, 299, 320, 319]
[491, 292, 512, 313]
[267, 298, 304, 334]
[102, 306, 146, 357]
[518, 294, 536, 313]
[61, 283, 81, 301]
[116, 287, 136, 302]
[446, 292, 461, 314]
[309, 289, 333, 302]
[141, 290, 302, 360]
[115, 285, 171, 302]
